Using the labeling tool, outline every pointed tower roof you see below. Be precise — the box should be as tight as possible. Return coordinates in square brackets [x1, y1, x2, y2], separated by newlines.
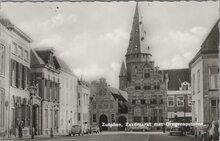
[119, 61, 127, 76]
[126, 3, 151, 56]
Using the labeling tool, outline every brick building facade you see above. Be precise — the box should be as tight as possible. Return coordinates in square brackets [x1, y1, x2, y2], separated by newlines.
[90, 78, 128, 131]
[119, 3, 167, 124]
[162, 69, 192, 123]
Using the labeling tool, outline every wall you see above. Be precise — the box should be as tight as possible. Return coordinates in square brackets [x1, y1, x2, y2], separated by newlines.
[59, 71, 77, 134]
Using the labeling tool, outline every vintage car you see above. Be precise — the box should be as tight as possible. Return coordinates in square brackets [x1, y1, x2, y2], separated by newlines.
[169, 126, 186, 136]
[91, 124, 100, 133]
[69, 125, 82, 136]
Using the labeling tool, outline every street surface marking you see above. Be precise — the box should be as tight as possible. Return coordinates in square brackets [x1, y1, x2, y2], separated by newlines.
[146, 134, 150, 141]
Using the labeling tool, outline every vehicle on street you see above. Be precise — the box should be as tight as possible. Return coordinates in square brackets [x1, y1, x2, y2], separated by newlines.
[69, 125, 82, 136]
[169, 126, 185, 136]
[200, 121, 219, 141]
[91, 124, 100, 133]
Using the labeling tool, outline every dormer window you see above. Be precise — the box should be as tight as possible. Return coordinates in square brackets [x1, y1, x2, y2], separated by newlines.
[180, 81, 191, 90]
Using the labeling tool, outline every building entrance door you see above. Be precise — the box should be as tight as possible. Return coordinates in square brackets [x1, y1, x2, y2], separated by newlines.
[99, 114, 108, 131]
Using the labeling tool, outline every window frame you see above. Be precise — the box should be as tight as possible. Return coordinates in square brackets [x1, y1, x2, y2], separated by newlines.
[197, 69, 200, 93]
[167, 96, 174, 107]
[11, 42, 17, 55]
[24, 50, 29, 62]
[0, 44, 5, 76]
[188, 95, 192, 106]
[0, 89, 4, 129]
[209, 67, 219, 90]
[18, 46, 23, 59]
[177, 96, 184, 107]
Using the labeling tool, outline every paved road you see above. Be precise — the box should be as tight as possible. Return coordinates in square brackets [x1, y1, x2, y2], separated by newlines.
[3, 132, 200, 141]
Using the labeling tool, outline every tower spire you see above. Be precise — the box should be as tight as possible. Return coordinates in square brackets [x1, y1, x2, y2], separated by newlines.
[126, 2, 151, 56]
[119, 61, 127, 77]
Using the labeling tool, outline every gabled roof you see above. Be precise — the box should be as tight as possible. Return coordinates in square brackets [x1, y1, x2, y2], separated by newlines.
[108, 86, 128, 102]
[32, 47, 60, 70]
[30, 48, 45, 67]
[189, 19, 219, 66]
[201, 20, 219, 54]
[126, 3, 151, 56]
[0, 17, 33, 43]
[119, 61, 127, 77]
[162, 68, 190, 91]
[56, 57, 75, 76]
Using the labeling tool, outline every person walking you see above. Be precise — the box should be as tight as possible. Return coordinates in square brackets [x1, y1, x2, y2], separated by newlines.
[162, 123, 166, 133]
[18, 121, 23, 138]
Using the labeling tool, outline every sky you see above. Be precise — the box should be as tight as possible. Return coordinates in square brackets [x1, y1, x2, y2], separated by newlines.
[1, 1, 219, 88]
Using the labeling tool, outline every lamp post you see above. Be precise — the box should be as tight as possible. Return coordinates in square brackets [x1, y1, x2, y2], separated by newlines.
[28, 81, 37, 139]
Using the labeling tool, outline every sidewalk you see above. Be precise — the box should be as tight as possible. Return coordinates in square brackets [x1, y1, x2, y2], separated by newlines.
[1, 134, 66, 141]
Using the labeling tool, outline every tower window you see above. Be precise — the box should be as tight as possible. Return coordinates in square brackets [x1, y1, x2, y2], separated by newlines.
[141, 99, 145, 104]
[132, 100, 136, 104]
[141, 37, 144, 41]
[135, 84, 141, 90]
[154, 82, 160, 89]
[144, 73, 150, 78]
[144, 85, 151, 90]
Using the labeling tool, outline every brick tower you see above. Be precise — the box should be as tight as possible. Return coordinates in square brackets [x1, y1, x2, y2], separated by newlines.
[119, 3, 167, 124]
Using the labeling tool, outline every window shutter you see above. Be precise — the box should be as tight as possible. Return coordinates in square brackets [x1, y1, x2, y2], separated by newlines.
[214, 75, 218, 89]
[10, 59, 13, 86]
[22, 65, 25, 89]
[27, 68, 31, 87]
[19, 63, 22, 88]
[16, 62, 19, 88]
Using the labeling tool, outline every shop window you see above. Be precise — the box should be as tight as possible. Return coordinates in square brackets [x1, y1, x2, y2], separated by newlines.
[167, 96, 174, 107]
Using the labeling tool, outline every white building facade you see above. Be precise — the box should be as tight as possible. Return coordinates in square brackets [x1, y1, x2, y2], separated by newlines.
[189, 20, 219, 126]
[77, 80, 90, 133]
[58, 58, 78, 134]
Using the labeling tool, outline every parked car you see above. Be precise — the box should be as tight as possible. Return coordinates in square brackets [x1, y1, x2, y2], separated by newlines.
[69, 125, 82, 136]
[169, 126, 185, 136]
[200, 121, 219, 141]
[91, 125, 100, 133]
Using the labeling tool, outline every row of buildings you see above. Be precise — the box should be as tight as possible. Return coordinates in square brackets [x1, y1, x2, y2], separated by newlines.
[89, 3, 219, 132]
[0, 2, 219, 138]
[0, 16, 91, 137]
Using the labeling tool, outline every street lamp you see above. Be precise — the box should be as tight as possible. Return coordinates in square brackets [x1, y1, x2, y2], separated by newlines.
[28, 81, 37, 139]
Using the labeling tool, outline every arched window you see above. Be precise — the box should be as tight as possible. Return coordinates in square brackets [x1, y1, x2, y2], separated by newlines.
[154, 81, 160, 89]
[135, 83, 141, 90]
[144, 69, 150, 78]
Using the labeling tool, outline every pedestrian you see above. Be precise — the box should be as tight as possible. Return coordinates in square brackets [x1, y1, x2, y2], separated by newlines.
[18, 121, 23, 138]
[99, 125, 102, 135]
[162, 123, 166, 133]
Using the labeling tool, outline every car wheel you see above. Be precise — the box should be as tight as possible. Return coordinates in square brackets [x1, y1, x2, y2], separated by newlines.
[170, 133, 172, 136]
[200, 136, 204, 141]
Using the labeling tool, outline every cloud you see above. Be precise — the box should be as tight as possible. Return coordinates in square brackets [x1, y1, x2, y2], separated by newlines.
[38, 34, 64, 47]
[151, 27, 209, 69]
[18, 13, 77, 34]
[190, 26, 208, 35]
[98, 28, 129, 44]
